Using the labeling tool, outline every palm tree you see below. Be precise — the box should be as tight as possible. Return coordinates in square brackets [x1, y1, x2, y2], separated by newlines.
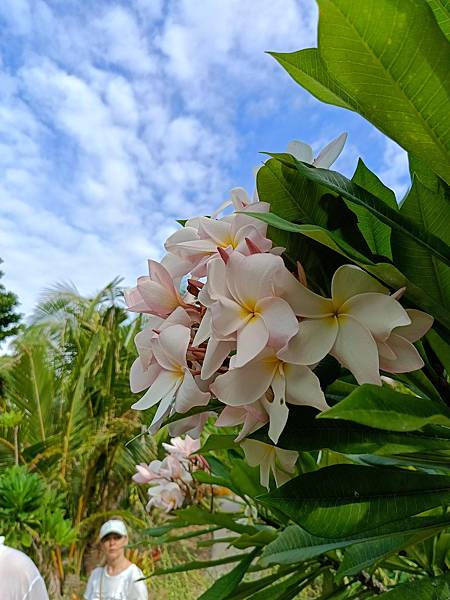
[0, 280, 155, 589]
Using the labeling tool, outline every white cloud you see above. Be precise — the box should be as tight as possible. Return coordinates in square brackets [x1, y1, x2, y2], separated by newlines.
[378, 138, 410, 201]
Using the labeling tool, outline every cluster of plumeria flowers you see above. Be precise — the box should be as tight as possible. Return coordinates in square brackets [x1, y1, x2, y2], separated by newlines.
[126, 134, 434, 490]
[133, 436, 209, 512]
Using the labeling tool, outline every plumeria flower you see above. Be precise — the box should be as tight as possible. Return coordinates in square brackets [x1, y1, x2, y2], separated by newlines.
[131, 324, 210, 430]
[164, 210, 272, 279]
[132, 460, 166, 485]
[130, 307, 191, 395]
[209, 252, 299, 368]
[163, 435, 201, 460]
[241, 439, 298, 489]
[147, 481, 185, 512]
[212, 348, 327, 443]
[215, 399, 269, 442]
[378, 309, 433, 373]
[286, 132, 347, 169]
[279, 265, 411, 385]
[125, 260, 190, 317]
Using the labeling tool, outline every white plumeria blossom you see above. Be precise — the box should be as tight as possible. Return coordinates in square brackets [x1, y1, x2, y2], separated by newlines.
[279, 265, 411, 385]
[164, 191, 272, 279]
[241, 439, 298, 489]
[208, 252, 300, 368]
[286, 132, 347, 169]
[147, 481, 185, 513]
[162, 435, 200, 460]
[212, 348, 327, 444]
[131, 324, 210, 430]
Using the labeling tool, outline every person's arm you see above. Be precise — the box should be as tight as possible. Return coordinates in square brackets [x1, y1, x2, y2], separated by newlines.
[84, 570, 95, 600]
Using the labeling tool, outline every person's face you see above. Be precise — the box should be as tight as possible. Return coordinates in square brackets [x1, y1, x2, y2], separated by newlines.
[101, 533, 127, 562]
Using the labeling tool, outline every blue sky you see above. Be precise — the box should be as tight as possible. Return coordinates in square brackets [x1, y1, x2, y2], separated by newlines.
[0, 0, 409, 317]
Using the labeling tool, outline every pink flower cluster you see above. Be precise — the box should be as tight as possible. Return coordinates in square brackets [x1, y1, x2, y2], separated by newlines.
[126, 181, 433, 486]
[133, 435, 208, 512]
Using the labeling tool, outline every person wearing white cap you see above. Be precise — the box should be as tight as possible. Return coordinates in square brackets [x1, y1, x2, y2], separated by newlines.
[0, 535, 49, 600]
[84, 520, 148, 600]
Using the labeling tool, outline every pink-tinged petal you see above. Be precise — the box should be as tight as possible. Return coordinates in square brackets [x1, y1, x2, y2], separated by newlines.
[331, 265, 387, 307]
[273, 448, 298, 488]
[131, 370, 180, 410]
[148, 259, 177, 291]
[165, 226, 199, 253]
[226, 252, 280, 306]
[137, 278, 179, 315]
[286, 140, 313, 164]
[215, 406, 247, 427]
[155, 324, 191, 370]
[284, 364, 329, 411]
[379, 334, 424, 373]
[211, 355, 275, 406]
[341, 293, 410, 342]
[201, 338, 235, 380]
[130, 360, 161, 393]
[275, 268, 334, 317]
[377, 340, 397, 360]
[168, 411, 215, 438]
[211, 297, 247, 337]
[175, 370, 210, 413]
[124, 286, 150, 313]
[396, 309, 434, 342]
[264, 373, 289, 444]
[278, 317, 338, 365]
[258, 297, 299, 350]
[240, 440, 273, 489]
[170, 238, 218, 254]
[235, 402, 269, 442]
[200, 258, 227, 304]
[234, 316, 269, 367]
[313, 132, 347, 169]
[332, 315, 382, 385]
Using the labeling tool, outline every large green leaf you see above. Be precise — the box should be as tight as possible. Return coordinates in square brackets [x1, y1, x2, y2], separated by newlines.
[319, 384, 450, 431]
[259, 464, 450, 537]
[246, 210, 450, 335]
[318, 0, 450, 186]
[425, 0, 450, 40]
[351, 159, 397, 259]
[392, 176, 450, 312]
[198, 549, 258, 600]
[373, 572, 450, 599]
[269, 48, 355, 110]
[259, 513, 450, 567]
[268, 156, 450, 267]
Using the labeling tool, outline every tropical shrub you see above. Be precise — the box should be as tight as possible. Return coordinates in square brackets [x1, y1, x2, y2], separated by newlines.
[125, 0, 450, 597]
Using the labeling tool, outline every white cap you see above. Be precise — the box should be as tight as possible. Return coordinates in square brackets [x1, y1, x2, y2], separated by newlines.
[99, 520, 128, 541]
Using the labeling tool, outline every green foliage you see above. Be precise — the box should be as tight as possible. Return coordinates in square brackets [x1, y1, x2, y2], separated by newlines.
[0, 260, 21, 342]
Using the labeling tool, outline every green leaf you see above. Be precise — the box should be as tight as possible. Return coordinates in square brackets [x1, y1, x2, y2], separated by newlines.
[269, 48, 355, 110]
[374, 572, 450, 599]
[317, 0, 450, 186]
[173, 506, 256, 535]
[231, 528, 278, 549]
[351, 159, 397, 259]
[259, 513, 450, 567]
[198, 549, 258, 600]
[152, 554, 246, 576]
[270, 156, 450, 267]
[200, 434, 238, 453]
[259, 464, 450, 538]
[246, 210, 450, 335]
[427, 329, 450, 375]
[425, 0, 450, 41]
[319, 384, 450, 431]
[392, 176, 450, 312]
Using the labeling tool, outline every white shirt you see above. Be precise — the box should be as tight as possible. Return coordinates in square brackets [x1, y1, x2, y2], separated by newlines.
[84, 564, 148, 600]
[0, 540, 49, 600]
